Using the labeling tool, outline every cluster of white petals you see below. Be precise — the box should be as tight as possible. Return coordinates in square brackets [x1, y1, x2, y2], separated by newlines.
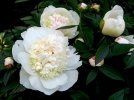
[12, 27, 82, 95]
[40, 5, 80, 39]
[102, 5, 125, 37]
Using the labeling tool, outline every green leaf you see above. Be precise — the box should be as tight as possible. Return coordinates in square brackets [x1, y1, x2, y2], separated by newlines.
[125, 51, 134, 69]
[108, 44, 134, 57]
[0, 53, 6, 71]
[124, 14, 134, 29]
[81, 52, 92, 58]
[86, 69, 98, 85]
[99, 65, 124, 81]
[3, 69, 16, 86]
[56, 25, 78, 30]
[74, 41, 89, 53]
[95, 42, 109, 64]
[21, 16, 32, 21]
[70, 90, 90, 100]
[108, 88, 129, 100]
[10, 85, 25, 95]
[1, 82, 19, 93]
[82, 27, 94, 48]
[15, 0, 31, 3]
[68, 0, 78, 8]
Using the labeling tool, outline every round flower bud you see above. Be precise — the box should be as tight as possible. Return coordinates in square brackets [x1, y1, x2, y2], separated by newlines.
[4, 57, 14, 67]
[102, 5, 125, 37]
[79, 3, 88, 10]
[91, 3, 100, 12]
[89, 56, 104, 67]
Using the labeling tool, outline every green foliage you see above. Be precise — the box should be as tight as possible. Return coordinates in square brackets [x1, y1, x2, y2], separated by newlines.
[95, 40, 109, 64]
[1, 0, 134, 99]
[99, 65, 124, 81]
[125, 51, 134, 69]
[108, 88, 129, 100]
[86, 69, 98, 85]
[70, 90, 90, 100]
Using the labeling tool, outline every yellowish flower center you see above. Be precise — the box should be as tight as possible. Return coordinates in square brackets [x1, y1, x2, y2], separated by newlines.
[29, 36, 68, 80]
[45, 14, 69, 29]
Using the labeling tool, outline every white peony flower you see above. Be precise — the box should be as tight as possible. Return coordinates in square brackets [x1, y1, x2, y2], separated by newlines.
[40, 5, 80, 39]
[12, 27, 82, 95]
[102, 5, 125, 37]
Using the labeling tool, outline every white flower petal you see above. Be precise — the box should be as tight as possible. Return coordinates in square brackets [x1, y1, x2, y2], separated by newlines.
[59, 70, 78, 91]
[67, 46, 82, 70]
[124, 35, 134, 44]
[40, 6, 80, 39]
[18, 52, 36, 75]
[115, 36, 130, 44]
[12, 40, 25, 63]
[42, 5, 55, 13]
[29, 76, 58, 95]
[21, 31, 27, 39]
[69, 10, 80, 24]
[20, 68, 35, 90]
[40, 74, 68, 89]
[102, 16, 125, 37]
[103, 5, 123, 21]
[23, 27, 48, 52]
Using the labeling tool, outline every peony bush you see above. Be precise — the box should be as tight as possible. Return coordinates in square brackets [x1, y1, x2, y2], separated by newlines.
[0, 0, 134, 100]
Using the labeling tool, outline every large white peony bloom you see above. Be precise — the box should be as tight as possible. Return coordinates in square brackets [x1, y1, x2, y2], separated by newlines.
[40, 5, 80, 39]
[12, 27, 82, 95]
[102, 5, 125, 37]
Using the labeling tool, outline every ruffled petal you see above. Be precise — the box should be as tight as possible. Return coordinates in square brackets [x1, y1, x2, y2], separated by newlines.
[20, 68, 35, 90]
[69, 10, 80, 24]
[29, 76, 58, 95]
[67, 46, 82, 70]
[23, 27, 48, 52]
[12, 40, 25, 63]
[59, 70, 78, 91]
[40, 73, 68, 89]
[18, 52, 36, 75]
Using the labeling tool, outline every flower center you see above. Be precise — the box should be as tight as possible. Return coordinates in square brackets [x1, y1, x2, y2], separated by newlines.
[45, 14, 69, 29]
[29, 37, 68, 80]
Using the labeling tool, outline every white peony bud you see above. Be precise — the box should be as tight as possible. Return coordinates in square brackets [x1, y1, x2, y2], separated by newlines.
[89, 56, 104, 67]
[91, 3, 100, 12]
[102, 5, 125, 37]
[79, 3, 88, 10]
[4, 57, 14, 67]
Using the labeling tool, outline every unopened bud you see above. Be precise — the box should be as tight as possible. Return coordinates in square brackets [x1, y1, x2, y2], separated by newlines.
[91, 3, 100, 12]
[79, 3, 88, 10]
[89, 56, 104, 67]
[4, 57, 14, 67]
